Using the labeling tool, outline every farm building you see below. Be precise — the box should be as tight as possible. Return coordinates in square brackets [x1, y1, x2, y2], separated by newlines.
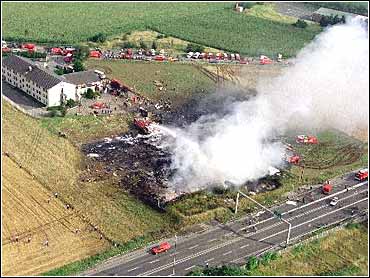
[311, 7, 368, 23]
[62, 70, 104, 98]
[2, 55, 76, 106]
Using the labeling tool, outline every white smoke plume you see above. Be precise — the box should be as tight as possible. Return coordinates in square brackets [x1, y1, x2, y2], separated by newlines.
[160, 18, 369, 192]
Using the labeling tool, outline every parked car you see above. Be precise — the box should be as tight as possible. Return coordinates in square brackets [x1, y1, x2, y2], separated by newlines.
[329, 197, 339, 206]
[151, 242, 171, 255]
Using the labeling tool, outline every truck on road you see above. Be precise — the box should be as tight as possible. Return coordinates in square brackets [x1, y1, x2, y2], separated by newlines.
[322, 181, 333, 195]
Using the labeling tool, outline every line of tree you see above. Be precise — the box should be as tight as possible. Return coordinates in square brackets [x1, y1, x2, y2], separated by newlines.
[187, 252, 279, 276]
[292, 19, 308, 29]
[185, 43, 205, 53]
[319, 14, 346, 27]
[18, 51, 47, 59]
[88, 32, 107, 43]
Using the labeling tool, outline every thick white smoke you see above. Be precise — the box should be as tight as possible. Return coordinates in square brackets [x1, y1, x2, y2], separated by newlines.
[257, 17, 369, 134]
[161, 18, 369, 192]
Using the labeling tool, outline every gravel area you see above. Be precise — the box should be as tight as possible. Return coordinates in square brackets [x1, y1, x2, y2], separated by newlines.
[273, 2, 318, 21]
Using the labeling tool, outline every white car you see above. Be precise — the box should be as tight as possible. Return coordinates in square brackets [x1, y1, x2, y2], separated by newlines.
[329, 197, 339, 206]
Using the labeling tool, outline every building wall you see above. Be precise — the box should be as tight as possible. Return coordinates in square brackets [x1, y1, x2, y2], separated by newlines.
[47, 82, 76, 107]
[2, 64, 76, 107]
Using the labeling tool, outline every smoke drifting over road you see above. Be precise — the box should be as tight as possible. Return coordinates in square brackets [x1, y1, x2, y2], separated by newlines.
[161, 18, 369, 192]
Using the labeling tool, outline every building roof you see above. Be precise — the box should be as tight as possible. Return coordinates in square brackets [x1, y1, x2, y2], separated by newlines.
[2, 55, 63, 89]
[313, 7, 366, 18]
[62, 70, 101, 85]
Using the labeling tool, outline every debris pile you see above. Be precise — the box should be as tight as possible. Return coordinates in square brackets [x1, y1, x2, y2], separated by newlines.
[81, 131, 178, 207]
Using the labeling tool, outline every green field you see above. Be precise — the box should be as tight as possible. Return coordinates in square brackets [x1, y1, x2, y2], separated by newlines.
[189, 223, 368, 276]
[2, 2, 321, 57]
[85, 59, 217, 105]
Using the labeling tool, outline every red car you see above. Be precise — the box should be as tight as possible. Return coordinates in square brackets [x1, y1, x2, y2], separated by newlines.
[151, 242, 171, 255]
[355, 169, 368, 181]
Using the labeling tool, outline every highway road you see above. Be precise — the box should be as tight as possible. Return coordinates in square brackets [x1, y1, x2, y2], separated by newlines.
[84, 172, 368, 276]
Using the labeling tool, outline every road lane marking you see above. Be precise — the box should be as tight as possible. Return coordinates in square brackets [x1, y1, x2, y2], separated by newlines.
[260, 197, 368, 242]
[138, 197, 368, 276]
[280, 181, 368, 216]
[85, 180, 366, 276]
[207, 238, 217, 243]
[149, 259, 160, 264]
[188, 244, 199, 250]
[232, 245, 274, 263]
[185, 265, 195, 271]
[205, 258, 214, 263]
[240, 244, 249, 249]
[237, 189, 368, 235]
[127, 267, 139, 272]
[235, 187, 368, 234]
[223, 251, 232, 256]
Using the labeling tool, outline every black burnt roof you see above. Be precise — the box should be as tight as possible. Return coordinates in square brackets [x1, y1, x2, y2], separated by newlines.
[2, 55, 63, 89]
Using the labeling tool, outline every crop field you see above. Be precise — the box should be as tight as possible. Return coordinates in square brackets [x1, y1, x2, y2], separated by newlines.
[2, 2, 229, 43]
[1, 155, 109, 276]
[2, 99, 172, 247]
[2, 2, 321, 57]
[249, 223, 368, 276]
[85, 59, 217, 106]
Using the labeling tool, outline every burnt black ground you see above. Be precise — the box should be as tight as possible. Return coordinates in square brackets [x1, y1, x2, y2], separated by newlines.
[81, 88, 275, 208]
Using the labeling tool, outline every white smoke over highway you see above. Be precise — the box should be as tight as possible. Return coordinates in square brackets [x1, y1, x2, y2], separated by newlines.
[160, 18, 369, 192]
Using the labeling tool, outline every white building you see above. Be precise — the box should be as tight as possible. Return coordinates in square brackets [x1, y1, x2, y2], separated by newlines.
[2, 55, 76, 107]
[62, 70, 103, 100]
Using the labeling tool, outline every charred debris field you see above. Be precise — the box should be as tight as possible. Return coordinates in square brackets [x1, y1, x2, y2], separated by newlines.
[80, 92, 367, 216]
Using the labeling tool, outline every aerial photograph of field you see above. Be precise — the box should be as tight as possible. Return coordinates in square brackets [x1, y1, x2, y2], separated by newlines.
[1, 1, 368, 277]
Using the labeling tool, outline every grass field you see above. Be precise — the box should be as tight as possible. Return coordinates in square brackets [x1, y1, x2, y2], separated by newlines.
[2, 99, 174, 274]
[85, 59, 217, 105]
[2, 2, 321, 57]
[1, 155, 109, 276]
[249, 223, 368, 276]
[40, 113, 131, 146]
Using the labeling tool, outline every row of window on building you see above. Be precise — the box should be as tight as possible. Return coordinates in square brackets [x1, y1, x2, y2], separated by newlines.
[2, 67, 48, 105]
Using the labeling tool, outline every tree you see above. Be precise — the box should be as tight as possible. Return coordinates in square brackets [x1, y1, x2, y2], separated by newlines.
[185, 43, 205, 53]
[292, 19, 308, 28]
[83, 88, 100, 99]
[88, 32, 107, 43]
[73, 59, 85, 72]
[66, 99, 76, 108]
[122, 41, 137, 49]
[75, 45, 90, 61]
[246, 256, 260, 271]
[60, 105, 67, 117]
[319, 15, 330, 27]
[151, 40, 158, 50]
[139, 39, 147, 49]
[84, 88, 95, 99]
